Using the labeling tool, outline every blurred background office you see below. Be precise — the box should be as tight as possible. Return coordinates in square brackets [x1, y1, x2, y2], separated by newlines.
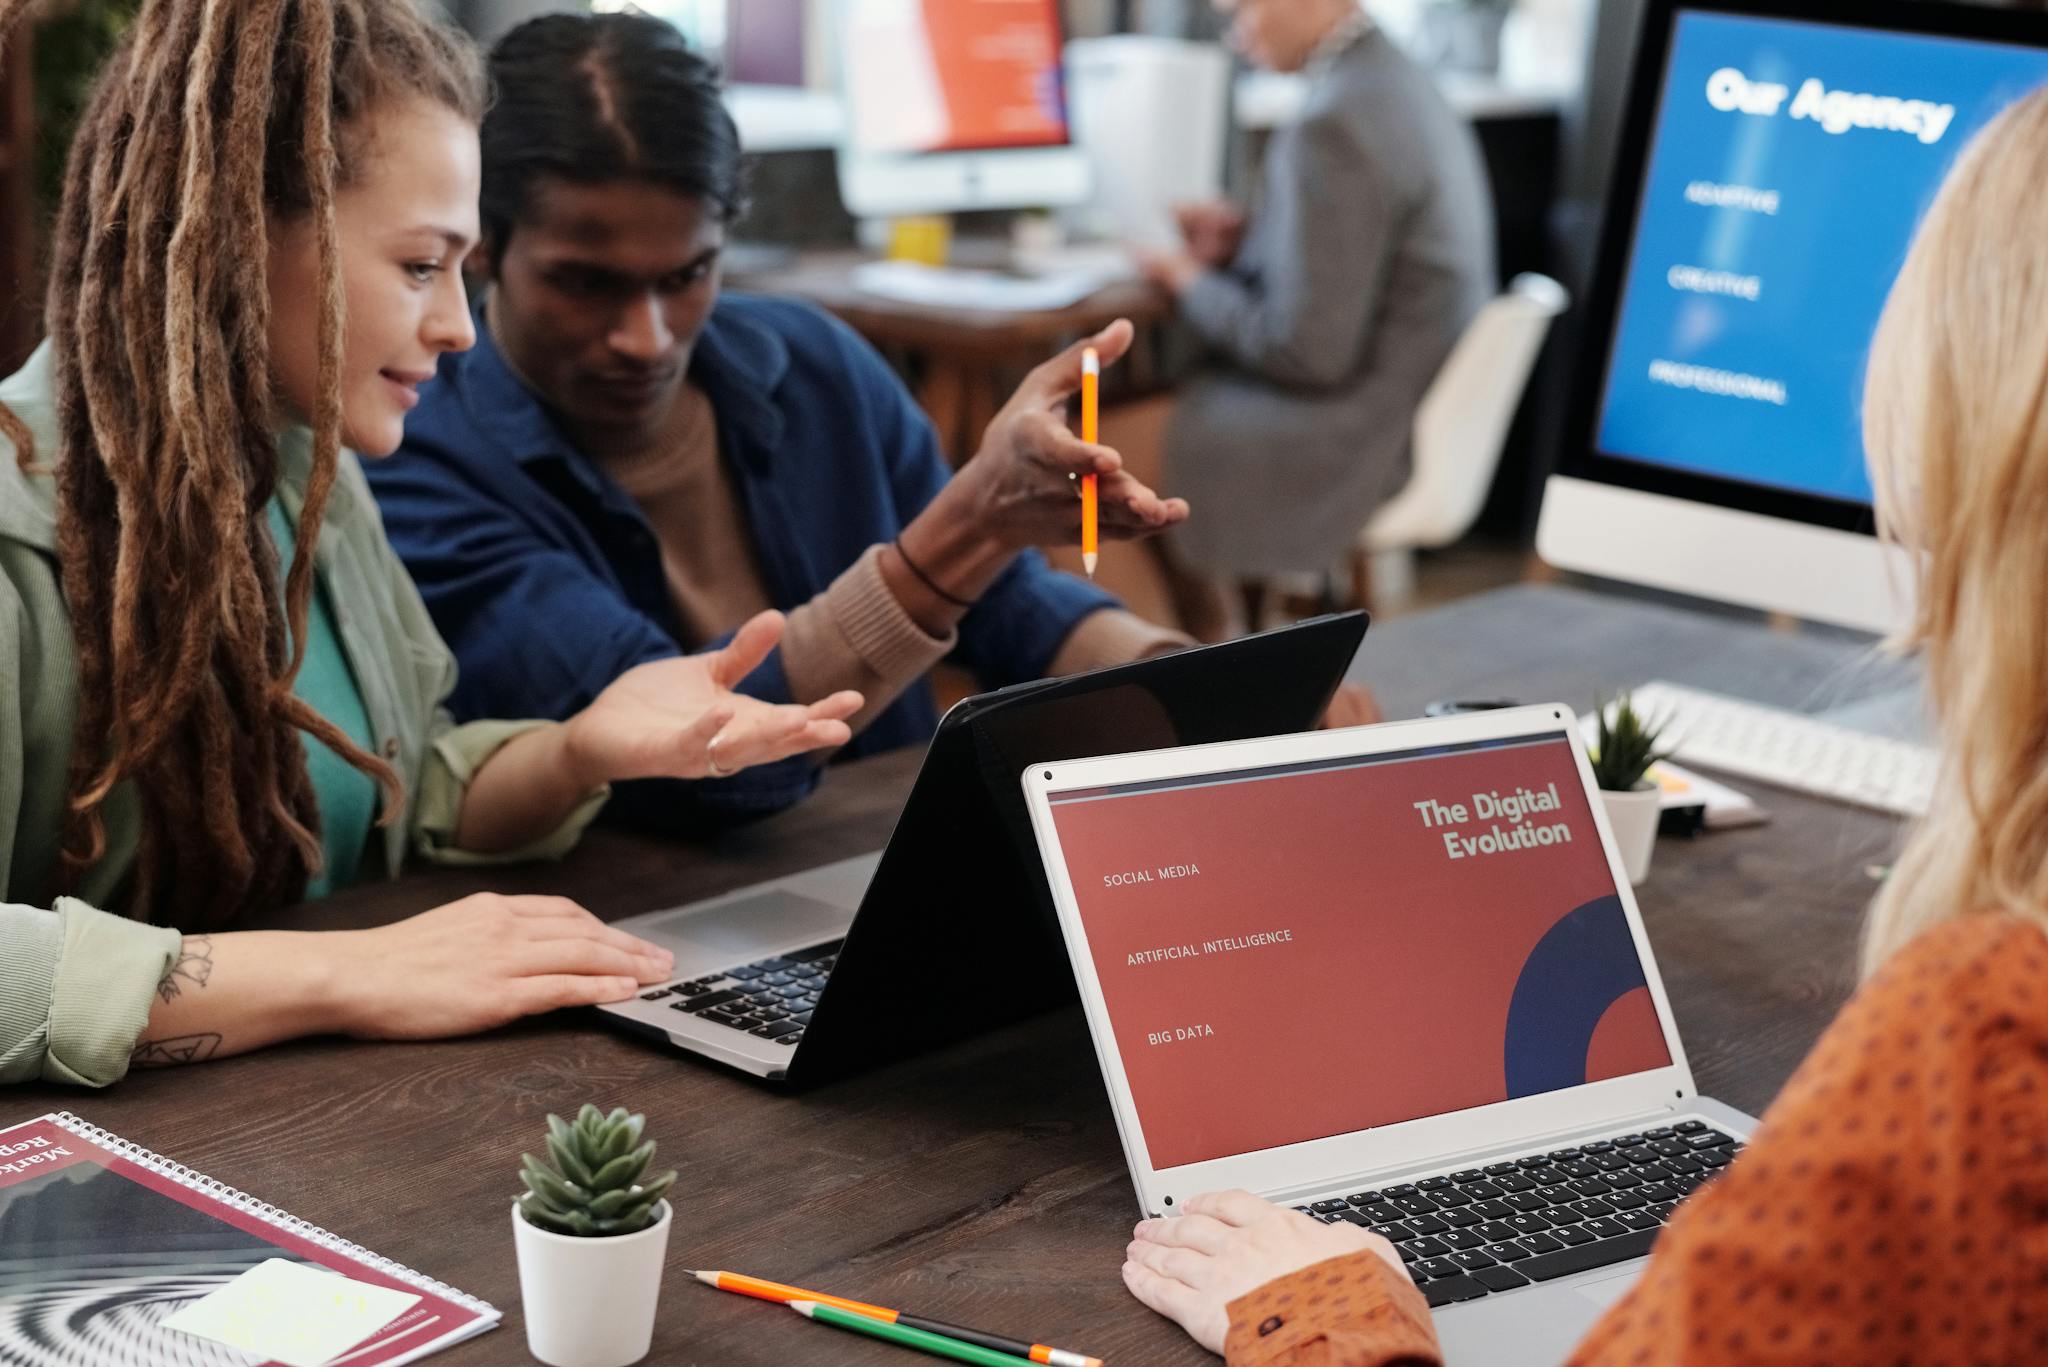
[0, 0, 1564, 635]
[1126, 0, 1497, 640]
[3, 0, 2041, 644]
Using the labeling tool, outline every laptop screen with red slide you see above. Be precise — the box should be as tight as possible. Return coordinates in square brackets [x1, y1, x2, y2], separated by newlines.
[1044, 732, 1674, 1170]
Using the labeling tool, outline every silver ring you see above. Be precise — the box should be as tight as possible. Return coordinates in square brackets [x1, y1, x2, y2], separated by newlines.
[706, 735, 735, 779]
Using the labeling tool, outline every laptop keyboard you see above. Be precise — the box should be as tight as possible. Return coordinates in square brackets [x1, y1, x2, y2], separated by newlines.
[634, 940, 841, 1048]
[1294, 1121, 1743, 1309]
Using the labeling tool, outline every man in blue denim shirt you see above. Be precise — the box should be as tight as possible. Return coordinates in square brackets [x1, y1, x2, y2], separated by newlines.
[365, 13, 1190, 830]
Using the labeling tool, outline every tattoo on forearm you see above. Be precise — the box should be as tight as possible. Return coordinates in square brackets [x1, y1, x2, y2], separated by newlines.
[129, 1033, 223, 1067]
[155, 935, 215, 1003]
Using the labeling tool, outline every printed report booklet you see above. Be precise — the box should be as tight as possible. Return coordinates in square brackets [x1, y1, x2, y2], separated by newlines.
[0, 1112, 497, 1366]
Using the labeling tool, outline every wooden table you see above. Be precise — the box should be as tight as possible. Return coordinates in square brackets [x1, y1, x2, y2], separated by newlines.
[728, 249, 1170, 465]
[5, 585, 1915, 1365]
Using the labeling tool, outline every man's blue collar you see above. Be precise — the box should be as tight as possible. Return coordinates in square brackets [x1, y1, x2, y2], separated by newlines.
[457, 293, 793, 470]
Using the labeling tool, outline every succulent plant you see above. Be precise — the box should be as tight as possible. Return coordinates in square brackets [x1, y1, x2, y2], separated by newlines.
[1591, 691, 1674, 793]
[518, 1104, 677, 1237]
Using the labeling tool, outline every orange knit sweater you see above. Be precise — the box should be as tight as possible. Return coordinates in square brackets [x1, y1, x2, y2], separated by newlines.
[1224, 914, 2048, 1364]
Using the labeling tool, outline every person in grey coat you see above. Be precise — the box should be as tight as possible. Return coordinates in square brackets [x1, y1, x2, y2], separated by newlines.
[1139, 0, 1496, 617]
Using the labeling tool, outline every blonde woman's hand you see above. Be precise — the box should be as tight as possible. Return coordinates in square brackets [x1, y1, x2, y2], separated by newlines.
[331, 894, 676, 1038]
[1123, 1190, 1402, 1354]
[561, 610, 861, 785]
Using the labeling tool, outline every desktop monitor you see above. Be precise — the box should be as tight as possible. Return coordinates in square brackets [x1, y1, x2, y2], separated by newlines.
[1537, 0, 2048, 633]
[835, 0, 1090, 217]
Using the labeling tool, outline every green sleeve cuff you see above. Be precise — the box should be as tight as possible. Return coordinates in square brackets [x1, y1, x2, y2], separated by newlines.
[0, 899, 181, 1088]
[413, 719, 610, 865]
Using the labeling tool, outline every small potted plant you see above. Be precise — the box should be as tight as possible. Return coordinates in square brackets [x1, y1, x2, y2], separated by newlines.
[512, 1105, 677, 1367]
[1592, 692, 1672, 885]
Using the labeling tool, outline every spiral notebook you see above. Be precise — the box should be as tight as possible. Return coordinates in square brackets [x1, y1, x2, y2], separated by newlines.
[0, 1112, 498, 1366]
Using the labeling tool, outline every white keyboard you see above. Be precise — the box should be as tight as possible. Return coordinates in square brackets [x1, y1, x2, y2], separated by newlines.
[1623, 681, 1936, 818]
[849, 260, 1123, 313]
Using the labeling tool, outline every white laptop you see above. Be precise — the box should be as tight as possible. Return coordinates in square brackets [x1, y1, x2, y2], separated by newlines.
[1020, 704, 1758, 1364]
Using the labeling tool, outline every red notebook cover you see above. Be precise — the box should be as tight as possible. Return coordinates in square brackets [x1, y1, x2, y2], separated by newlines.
[0, 1112, 498, 1366]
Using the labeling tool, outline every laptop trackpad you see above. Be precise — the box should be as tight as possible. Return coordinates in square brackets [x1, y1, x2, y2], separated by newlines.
[640, 891, 853, 977]
[1569, 1268, 1639, 1310]
[1435, 1265, 1641, 1365]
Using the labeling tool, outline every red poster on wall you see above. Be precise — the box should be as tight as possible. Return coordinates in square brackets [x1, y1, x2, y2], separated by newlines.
[916, 0, 1067, 151]
[845, 0, 1068, 154]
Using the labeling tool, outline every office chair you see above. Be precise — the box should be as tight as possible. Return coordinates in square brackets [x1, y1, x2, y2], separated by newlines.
[1349, 271, 1568, 608]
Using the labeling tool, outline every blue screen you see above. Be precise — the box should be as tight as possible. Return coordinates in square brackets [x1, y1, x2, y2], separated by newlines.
[1596, 12, 2048, 505]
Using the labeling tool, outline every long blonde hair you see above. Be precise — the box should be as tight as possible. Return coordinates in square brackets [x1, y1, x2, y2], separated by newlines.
[1861, 87, 2048, 975]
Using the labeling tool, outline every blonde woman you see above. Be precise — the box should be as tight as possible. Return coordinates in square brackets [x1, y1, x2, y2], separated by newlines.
[1120, 89, 2048, 1364]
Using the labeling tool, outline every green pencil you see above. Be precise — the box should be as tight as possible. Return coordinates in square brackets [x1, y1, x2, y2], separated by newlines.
[789, 1299, 1034, 1366]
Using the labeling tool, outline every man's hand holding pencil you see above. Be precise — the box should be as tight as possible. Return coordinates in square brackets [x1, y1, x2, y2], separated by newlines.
[881, 319, 1187, 627]
[945, 319, 1189, 555]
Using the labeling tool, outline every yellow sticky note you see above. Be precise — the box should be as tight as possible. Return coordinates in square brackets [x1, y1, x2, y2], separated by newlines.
[1649, 764, 1692, 795]
[162, 1257, 420, 1367]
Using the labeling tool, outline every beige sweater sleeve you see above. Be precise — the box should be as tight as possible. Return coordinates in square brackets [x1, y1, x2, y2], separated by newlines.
[1049, 608, 1192, 676]
[780, 552, 1189, 733]
[778, 545, 957, 736]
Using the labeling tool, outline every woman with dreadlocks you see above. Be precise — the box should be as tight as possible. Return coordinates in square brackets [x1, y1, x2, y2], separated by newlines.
[0, 0, 861, 1087]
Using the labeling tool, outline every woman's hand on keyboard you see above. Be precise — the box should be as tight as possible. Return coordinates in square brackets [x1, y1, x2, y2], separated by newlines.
[124, 896, 676, 1070]
[331, 894, 676, 1038]
[1123, 1189, 1403, 1354]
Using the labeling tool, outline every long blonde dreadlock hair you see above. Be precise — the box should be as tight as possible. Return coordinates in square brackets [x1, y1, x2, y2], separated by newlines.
[0, 0, 482, 928]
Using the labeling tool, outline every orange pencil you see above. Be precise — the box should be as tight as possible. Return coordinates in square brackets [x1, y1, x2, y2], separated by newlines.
[689, 1269, 1105, 1367]
[689, 1268, 894, 1320]
[1081, 347, 1100, 578]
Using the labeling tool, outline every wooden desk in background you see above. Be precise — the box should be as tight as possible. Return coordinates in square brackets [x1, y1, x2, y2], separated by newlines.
[5, 585, 1913, 1365]
[721, 83, 1559, 511]
[727, 250, 1170, 466]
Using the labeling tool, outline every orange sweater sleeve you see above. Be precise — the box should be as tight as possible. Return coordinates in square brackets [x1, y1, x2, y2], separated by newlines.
[1224, 1252, 1441, 1366]
[1223, 914, 2048, 1366]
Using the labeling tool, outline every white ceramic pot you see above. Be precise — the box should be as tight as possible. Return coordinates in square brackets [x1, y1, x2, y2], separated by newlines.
[1599, 783, 1661, 886]
[511, 1200, 671, 1367]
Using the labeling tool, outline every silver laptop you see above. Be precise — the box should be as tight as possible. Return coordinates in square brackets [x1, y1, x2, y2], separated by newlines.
[596, 614, 1369, 1085]
[1020, 704, 1757, 1364]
